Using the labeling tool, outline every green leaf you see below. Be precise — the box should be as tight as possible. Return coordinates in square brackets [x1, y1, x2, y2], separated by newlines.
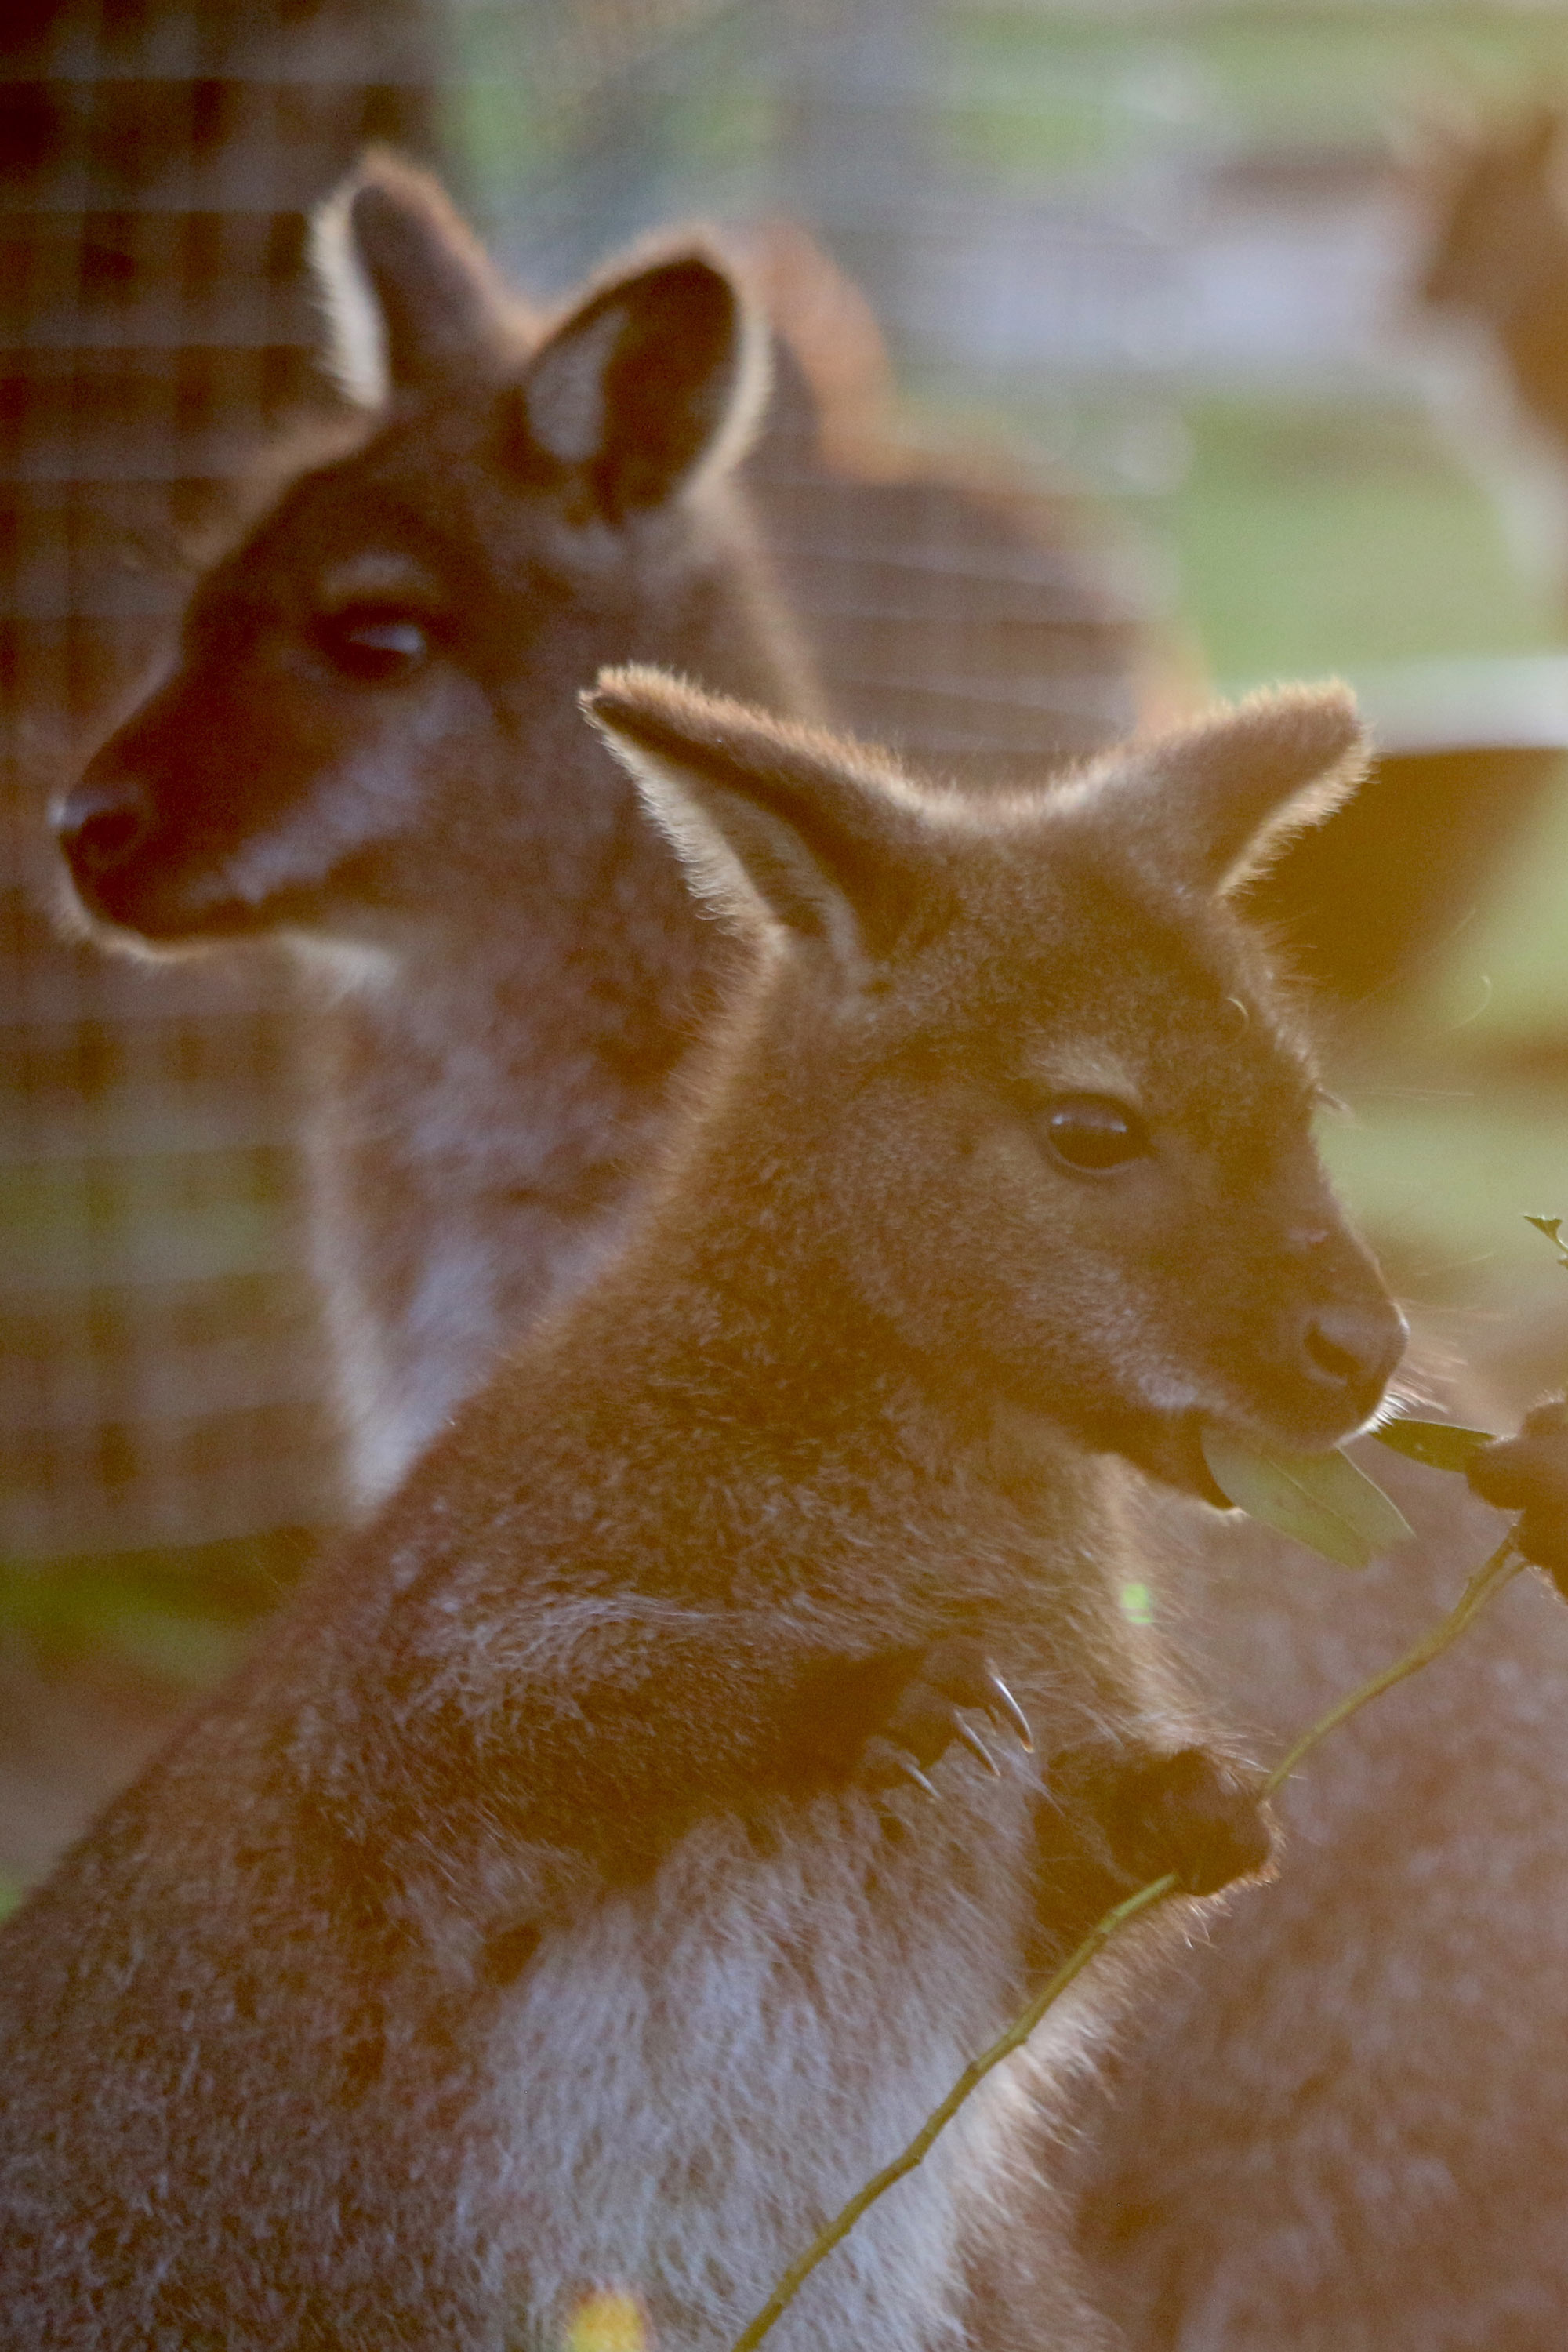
[1372, 1417, 1497, 1473]
[1200, 1429, 1414, 1570]
[1525, 1214, 1568, 1269]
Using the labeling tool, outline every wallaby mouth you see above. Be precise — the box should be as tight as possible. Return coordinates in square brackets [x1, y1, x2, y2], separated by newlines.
[1124, 1413, 1232, 1508]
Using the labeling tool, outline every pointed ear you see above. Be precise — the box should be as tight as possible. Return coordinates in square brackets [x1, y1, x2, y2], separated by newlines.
[581, 666, 940, 965]
[506, 249, 768, 523]
[311, 149, 527, 406]
[1086, 684, 1370, 896]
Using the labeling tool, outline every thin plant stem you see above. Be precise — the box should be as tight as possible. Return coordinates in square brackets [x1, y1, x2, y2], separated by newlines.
[728, 1533, 1525, 2352]
[728, 1871, 1176, 2352]
[1261, 1535, 1522, 1798]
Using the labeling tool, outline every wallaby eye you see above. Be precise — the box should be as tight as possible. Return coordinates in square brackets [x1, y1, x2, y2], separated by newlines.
[1041, 1094, 1150, 1174]
[318, 607, 431, 685]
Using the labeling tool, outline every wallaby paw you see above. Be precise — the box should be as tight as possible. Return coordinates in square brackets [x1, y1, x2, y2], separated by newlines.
[859, 1635, 1034, 1799]
[1468, 1397, 1568, 1591]
[1104, 1746, 1275, 1896]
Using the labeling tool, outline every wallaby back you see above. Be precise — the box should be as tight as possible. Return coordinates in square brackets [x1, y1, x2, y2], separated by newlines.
[4, 676, 1393, 2351]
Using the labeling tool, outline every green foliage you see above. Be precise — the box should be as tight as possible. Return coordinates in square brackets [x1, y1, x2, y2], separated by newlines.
[1374, 1418, 1497, 1474]
[1200, 1428, 1413, 1569]
[1525, 1214, 1568, 1272]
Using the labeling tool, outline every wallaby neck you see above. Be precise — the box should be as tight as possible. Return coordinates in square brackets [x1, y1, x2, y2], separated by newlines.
[542, 1027, 1095, 1523]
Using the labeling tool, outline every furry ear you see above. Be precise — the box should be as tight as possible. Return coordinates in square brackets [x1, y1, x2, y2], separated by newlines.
[311, 150, 527, 406]
[582, 666, 938, 964]
[1080, 684, 1370, 896]
[508, 249, 768, 523]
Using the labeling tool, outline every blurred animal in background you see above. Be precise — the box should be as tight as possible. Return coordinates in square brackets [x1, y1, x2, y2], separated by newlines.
[60, 155, 1155, 1521]
[64, 160, 816, 1515]
[1411, 96, 1568, 635]
[56, 154, 1568, 2352]
[1417, 102, 1568, 463]
[8, 670, 1380, 2351]
[741, 216, 1160, 783]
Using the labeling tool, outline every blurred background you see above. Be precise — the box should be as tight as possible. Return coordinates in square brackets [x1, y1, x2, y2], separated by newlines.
[9, 0, 1568, 1897]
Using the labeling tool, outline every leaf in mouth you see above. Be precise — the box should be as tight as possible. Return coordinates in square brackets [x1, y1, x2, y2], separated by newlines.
[1372, 1417, 1497, 1475]
[1200, 1428, 1414, 1570]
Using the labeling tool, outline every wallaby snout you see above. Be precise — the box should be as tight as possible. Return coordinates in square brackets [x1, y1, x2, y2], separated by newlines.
[1244, 1205, 1406, 1439]
[1150, 1197, 1405, 1468]
[56, 768, 155, 906]
[1295, 1288, 1407, 1421]
[60, 697, 223, 941]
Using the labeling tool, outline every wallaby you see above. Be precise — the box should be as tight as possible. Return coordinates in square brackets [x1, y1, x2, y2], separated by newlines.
[60, 159, 822, 1515]
[55, 162, 1568, 2350]
[4, 669, 1401, 2350]
[58, 157, 1147, 1523]
[1410, 102, 1568, 606]
[737, 216, 1153, 783]
[1417, 104, 1568, 454]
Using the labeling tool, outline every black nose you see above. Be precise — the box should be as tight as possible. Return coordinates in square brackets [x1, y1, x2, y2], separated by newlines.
[1301, 1298, 1408, 1416]
[56, 775, 154, 880]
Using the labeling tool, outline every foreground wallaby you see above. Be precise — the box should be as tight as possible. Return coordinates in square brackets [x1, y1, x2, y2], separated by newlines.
[62, 161, 819, 1512]
[5, 672, 1406, 2350]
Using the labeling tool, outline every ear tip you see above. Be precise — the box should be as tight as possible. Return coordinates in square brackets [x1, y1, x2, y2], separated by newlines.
[581, 663, 686, 735]
[345, 145, 441, 209]
[343, 157, 446, 251]
[620, 245, 746, 332]
[1235, 677, 1367, 768]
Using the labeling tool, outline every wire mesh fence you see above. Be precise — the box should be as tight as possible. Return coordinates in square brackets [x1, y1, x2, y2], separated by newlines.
[9, 0, 1568, 1679]
[2, 0, 1169, 1588]
[1, 0, 442, 1574]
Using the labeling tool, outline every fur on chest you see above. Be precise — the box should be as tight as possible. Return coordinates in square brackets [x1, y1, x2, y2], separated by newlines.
[467, 1771, 1084, 2352]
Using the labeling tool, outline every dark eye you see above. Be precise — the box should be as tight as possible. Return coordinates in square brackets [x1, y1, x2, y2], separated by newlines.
[1041, 1094, 1150, 1173]
[318, 608, 431, 684]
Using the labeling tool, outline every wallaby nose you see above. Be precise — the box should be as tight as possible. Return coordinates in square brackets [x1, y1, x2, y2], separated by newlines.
[1300, 1298, 1408, 1417]
[56, 775, 154, 881]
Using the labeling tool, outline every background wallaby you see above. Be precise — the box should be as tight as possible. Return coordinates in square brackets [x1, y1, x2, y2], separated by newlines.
[4, 670, 1405, 2352]
[63, 162, 822, 1514]
[56, 158, 1568, 2350]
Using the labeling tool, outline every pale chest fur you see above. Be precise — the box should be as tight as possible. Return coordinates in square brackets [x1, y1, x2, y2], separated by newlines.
[473, 1769, 1095, 2352]
[298, 949, 677, 1508]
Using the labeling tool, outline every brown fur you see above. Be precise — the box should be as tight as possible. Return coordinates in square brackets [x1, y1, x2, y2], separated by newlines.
[2, 673, 1399, 2350]
[50, 162, 1559, 2350]
[1417, 103, 1568, 453]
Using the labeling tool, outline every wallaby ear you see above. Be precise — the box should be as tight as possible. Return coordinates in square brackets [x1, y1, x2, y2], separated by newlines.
[312, 149, 526, 406]
[1083, 684, 1370, 897]
[506, 249, 768, 523]
[581, 666, 938, 964]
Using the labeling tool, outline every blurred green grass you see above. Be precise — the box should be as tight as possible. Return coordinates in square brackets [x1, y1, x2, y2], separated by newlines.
[1169, 398, 1562, 677]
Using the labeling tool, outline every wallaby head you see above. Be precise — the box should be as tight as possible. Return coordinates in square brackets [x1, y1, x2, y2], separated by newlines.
[56, 154, 805, 964]
[586, 669, 1406, 1492]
